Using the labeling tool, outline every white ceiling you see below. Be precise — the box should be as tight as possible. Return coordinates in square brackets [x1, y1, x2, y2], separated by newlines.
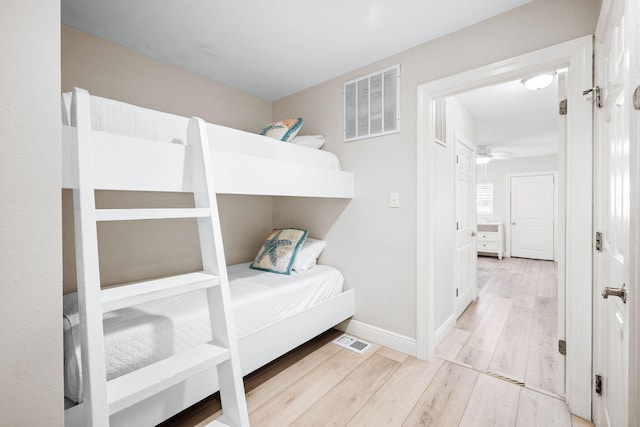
[61, 0, 532, 101]
[454, 73, 561, 159]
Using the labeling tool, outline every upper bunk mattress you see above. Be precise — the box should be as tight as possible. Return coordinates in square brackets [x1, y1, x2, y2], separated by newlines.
[61, 92, 341, 171]
[63, 263, 344, 403]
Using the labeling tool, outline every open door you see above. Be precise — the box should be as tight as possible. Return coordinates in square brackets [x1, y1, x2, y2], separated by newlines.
[563, 37, 594, 419]
[454, 131, 477, 317]
[592, 0, 635, 425]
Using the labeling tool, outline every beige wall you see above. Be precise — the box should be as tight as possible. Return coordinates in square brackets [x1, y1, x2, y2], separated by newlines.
[61, 26, 274, 291]
[62, 25, 272, 133]
[0, 1, 63, 424]
[273, 0, 600, 338]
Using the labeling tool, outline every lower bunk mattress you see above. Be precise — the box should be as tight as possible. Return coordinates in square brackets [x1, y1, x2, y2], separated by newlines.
[63, 262, 344, 403]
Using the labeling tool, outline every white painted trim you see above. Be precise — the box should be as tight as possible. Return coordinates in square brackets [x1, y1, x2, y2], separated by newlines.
[416, 35, 593, 418]
[563, 36, 593, 419]
[336, 319, 417, 357]
[435, 314, 456, 347]
[416, 87, 436, 360]
[504, 171, 558, 260]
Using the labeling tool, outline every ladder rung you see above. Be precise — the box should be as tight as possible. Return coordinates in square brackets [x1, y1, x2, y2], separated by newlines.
[107, 343, 230, 415]
[101, 272, 220, 312]
[95, 208, 210, 221]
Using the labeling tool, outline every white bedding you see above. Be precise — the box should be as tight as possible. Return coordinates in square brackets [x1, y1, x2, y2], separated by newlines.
[63, 263, 344, 403]
[61, 93, 341, 170]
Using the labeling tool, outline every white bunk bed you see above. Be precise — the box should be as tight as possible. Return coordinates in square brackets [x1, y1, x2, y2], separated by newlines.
[62, 89, 355, 426]
[60, 92, 353, 198]
[64, 264, 353, 426]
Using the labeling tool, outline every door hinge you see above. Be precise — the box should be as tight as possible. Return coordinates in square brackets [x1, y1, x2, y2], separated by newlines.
[559, 99, 568, 115]
[595, 231, 603, 252]
[595, 374, 603, 395]
[456, 221, 459, 230]
[634, 86, 640, 110]
[583, 86, 603, 108]
[456, 154, 459, 164]
[456, 288, 459, 297]
[558, 339, 566, 356]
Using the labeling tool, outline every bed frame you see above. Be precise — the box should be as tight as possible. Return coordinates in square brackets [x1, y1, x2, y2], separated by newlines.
[60, 119, 353, 199]
[62, 89, 355, 426]
[65, 290, 354, 426]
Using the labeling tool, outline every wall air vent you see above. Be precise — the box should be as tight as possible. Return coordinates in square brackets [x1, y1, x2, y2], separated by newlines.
[333, 334, 372, 354]
[343, 64, 400, 142]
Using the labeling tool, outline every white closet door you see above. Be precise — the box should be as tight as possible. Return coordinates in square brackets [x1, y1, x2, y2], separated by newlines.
[510, 174, 554, 260]
[454, 132, 477, 317]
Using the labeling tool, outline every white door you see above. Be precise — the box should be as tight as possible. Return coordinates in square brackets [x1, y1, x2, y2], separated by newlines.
[510, 174, 554, 260]
[593, 0, 632, 425]
[454, 132, 477, 317]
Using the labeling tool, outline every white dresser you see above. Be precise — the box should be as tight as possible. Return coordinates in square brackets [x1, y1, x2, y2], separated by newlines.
[476, 222, 504, 259]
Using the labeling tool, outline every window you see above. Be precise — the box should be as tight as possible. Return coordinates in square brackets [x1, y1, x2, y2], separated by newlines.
[343, 64, 400, 141]
[477, 183, 493, 216]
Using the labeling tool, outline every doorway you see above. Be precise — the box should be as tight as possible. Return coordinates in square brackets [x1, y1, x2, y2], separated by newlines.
[442, 73, 563, 396]
[416, 36, 593, 418]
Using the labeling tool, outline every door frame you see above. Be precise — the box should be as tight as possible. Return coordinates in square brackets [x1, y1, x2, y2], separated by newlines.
[416, 35, 593, 418]
[505, 171, 558, 260]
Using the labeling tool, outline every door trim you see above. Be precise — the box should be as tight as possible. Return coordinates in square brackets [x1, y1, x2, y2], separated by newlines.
[505, 171, 558, 260]
[416, 35, 593, 418]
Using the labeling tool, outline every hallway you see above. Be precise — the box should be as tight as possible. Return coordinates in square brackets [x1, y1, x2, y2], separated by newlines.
[437, 256, 563, 396]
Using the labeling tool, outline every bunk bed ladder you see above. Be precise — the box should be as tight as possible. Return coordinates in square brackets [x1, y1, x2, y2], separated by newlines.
[71, 88, 249, 427]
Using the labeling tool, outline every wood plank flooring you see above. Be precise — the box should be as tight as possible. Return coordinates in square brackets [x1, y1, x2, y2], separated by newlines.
[441, 256, 565, 396]
[161, 257, 593, 427]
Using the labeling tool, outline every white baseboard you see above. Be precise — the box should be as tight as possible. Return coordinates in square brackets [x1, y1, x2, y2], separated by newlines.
[336, 319, 417, 356]
[434, 314, 456, 347]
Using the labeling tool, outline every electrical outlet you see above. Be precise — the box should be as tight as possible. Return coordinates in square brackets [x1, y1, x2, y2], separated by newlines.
[390, 192, 400, 208]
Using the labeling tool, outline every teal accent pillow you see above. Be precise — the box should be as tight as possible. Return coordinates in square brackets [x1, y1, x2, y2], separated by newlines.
[250, 228, 308, 275]
[260, 118, 303, 142]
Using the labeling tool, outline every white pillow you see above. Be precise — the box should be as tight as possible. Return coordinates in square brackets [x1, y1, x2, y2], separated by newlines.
[292, 238, 327, 272]
[291, 135, 325, 149]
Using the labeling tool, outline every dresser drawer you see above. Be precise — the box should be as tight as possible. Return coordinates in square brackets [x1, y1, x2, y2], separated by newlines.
[477, 232, 498, 242]
[477, 241, 499, 251]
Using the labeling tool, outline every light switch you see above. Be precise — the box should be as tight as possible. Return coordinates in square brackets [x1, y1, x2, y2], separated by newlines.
[390, 192, 400, 208]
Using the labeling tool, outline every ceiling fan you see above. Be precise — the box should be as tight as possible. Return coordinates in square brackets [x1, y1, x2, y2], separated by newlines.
[476, 145, 515, 164]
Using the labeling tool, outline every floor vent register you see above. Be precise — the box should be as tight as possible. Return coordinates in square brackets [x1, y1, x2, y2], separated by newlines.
[333, 334, 372, 354]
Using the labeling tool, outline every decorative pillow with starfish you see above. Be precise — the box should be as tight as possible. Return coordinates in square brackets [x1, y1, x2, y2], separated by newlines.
[250, 228, 308, 274]
[259, 118, 303, 142]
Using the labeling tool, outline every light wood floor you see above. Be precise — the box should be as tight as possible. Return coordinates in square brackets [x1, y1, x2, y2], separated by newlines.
[438, 256, 564, 396]
[161, 257, 593, 427]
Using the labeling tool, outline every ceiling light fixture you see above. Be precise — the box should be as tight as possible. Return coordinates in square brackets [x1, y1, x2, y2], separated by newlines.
[476, 155, 491, 165]
[521, 72, 556, 90]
